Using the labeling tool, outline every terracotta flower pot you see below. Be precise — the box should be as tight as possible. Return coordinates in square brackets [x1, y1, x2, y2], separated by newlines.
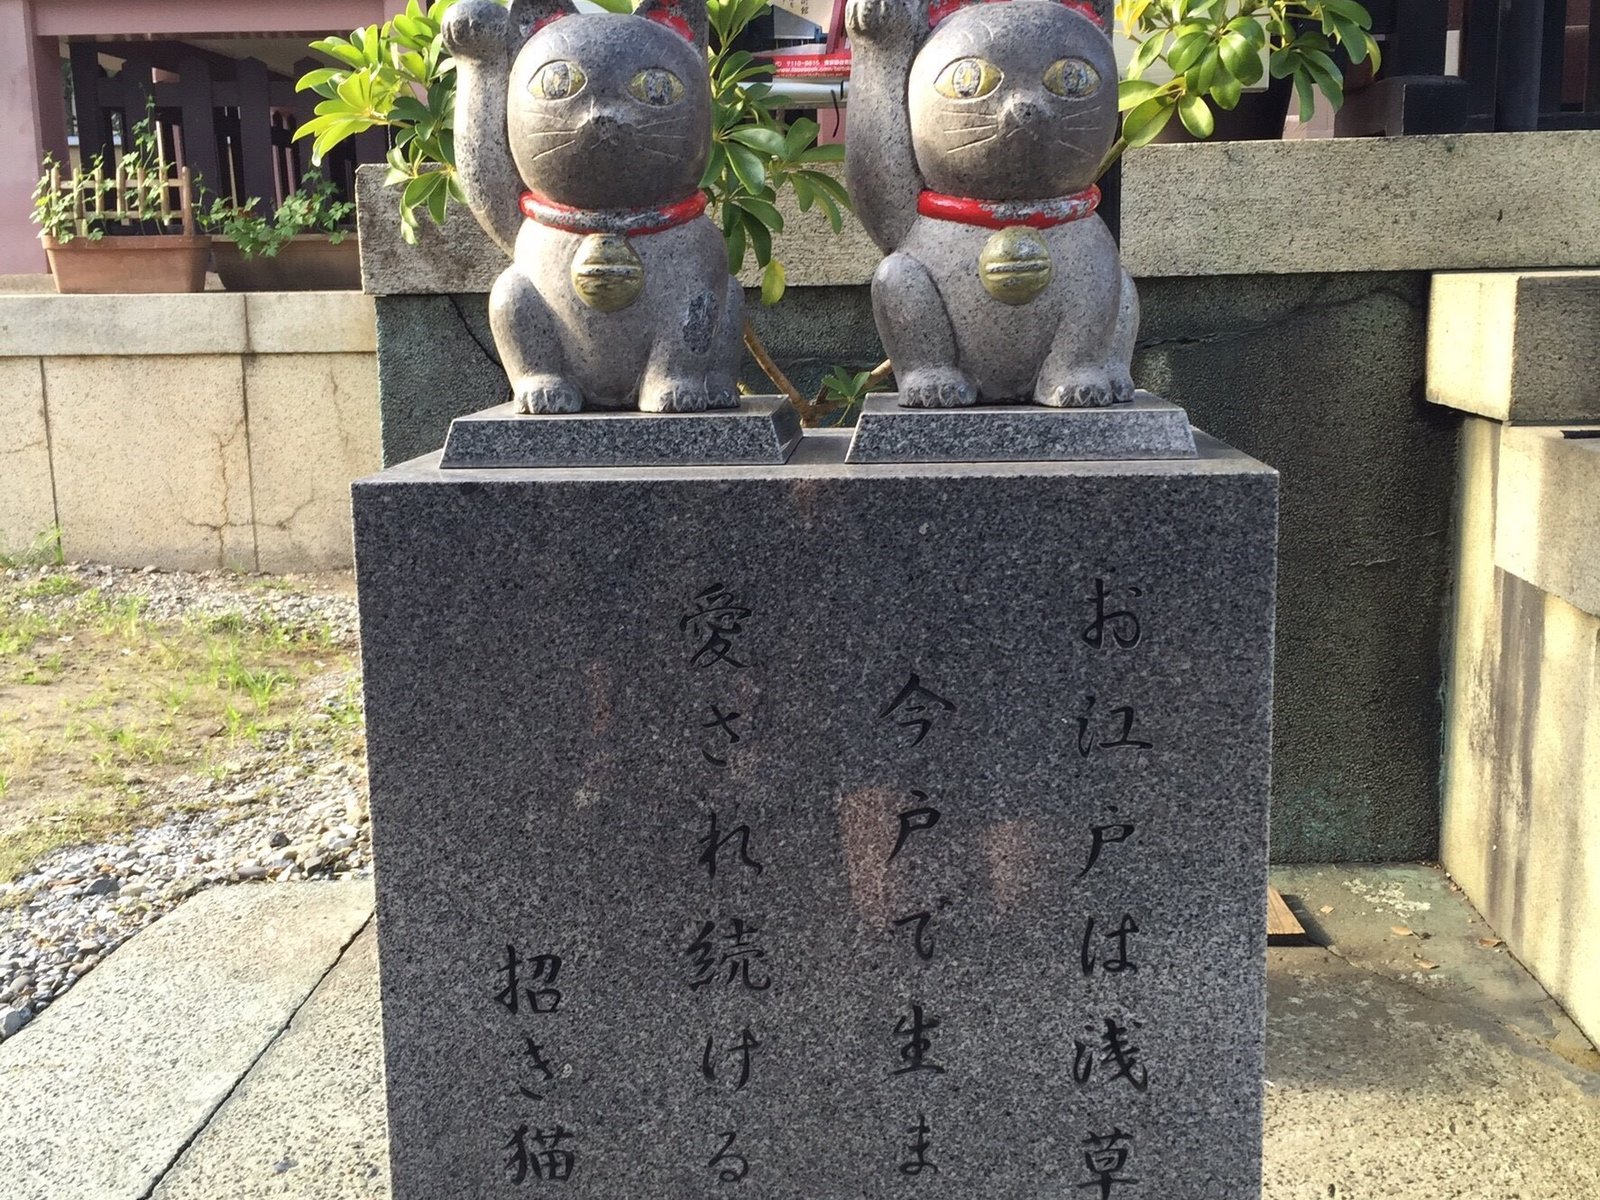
[42, 234, 212, 294]
[212, 235, 362, 291]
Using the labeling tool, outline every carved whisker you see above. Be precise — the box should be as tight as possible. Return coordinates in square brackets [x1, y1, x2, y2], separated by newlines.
[527, 138, 581, 161]
[947, 131, 1003, 151]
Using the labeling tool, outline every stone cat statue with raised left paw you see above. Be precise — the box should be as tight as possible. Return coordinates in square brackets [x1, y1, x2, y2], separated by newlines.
[444, 0, 742, 413]
[845, 0, 1138, 408]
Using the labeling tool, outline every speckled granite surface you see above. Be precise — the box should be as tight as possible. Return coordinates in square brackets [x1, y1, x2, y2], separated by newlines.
[354, 433, 1277, 1199]
[441, 397, 802, 468]
[846, 392, 1196, 463]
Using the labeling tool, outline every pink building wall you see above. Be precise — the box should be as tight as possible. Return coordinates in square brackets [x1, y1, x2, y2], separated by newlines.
[1, 0, 388, 273]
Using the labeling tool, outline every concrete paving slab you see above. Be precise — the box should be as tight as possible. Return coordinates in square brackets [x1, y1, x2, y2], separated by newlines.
[0, 880, 373, 1200]
[1265, 866, 1600, 1198]
[153, 925, 387, 1200]
[6, 868, 1596, 1199]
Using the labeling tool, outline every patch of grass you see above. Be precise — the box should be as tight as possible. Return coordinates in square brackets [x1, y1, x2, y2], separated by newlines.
[244, 576, 296, 593]
[0, 789, 148, 883]
[0, 609, 54, 659]
[326, 679, 365, 728]
[89, 594, 149, 640]
[19, 575, 86, 600]
[0, 570, 360, 885]
[88, 722, 175, 768]
[203, 611, 250, 635]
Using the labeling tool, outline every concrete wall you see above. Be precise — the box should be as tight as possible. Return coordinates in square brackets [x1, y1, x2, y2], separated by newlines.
[1431, 269, 1600, 1048]
[369, 273, 1455, 864]
[0, 292, 380, 571]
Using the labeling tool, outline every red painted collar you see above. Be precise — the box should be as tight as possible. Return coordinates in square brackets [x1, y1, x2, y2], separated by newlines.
[917, 186, 1101, 230]
[518, 190, 708, 236]
[928, 0, 1099, 27]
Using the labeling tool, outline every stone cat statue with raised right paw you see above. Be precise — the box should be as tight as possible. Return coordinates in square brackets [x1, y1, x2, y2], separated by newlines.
[845, 0, 1138, 408]
[444, 0, 743, 414]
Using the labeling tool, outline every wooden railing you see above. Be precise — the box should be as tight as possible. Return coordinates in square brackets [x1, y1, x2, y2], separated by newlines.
[1339, 0, 1598, 135]
[45, 158, 199, 240]
[68, 42, 386, 213]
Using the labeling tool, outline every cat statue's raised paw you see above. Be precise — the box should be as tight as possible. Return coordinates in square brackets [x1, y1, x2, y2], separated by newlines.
[445, 0, 742, 413]
[845, 0, 1137, 408]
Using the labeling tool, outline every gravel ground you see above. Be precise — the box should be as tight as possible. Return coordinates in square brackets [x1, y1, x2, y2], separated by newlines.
[0, 565, 368, 1043]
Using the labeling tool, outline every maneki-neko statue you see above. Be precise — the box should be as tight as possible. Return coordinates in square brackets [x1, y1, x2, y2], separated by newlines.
[845, 0, 1139, 409]
[443, 0, 744, 415]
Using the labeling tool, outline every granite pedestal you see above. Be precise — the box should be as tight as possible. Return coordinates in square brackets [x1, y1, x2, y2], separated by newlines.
[442, 397, 802, 468]
[354, 431, 1278, 1200]
[846, 393, 1198, 464]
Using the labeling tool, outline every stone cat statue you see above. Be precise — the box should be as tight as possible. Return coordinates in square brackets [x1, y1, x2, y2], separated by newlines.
[845, 0, 1138, 408]
[443, 0, 742, 413]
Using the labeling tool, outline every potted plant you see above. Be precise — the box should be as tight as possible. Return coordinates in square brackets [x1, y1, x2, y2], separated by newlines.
[1113, 0, 1379, 145]
[202, 173, 360, 291]
[31, 114, 211, 294]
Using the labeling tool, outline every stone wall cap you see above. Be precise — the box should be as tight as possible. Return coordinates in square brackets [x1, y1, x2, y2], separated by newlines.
[1496, 426, 1600, 618]
[1428, 269, 1600, 423]
[358, 131, 1600, 295]
[0, 292, 376, 358]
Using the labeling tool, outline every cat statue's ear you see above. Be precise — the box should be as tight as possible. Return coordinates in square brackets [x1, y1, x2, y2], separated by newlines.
[928, 0, 1111, 34]
[635, 0, 711, 51]
[508, 0, 578, 41]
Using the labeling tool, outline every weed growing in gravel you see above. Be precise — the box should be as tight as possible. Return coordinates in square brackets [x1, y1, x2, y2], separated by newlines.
[0, 608, 52, 658]
[18, 575, 86, 600]
[0, 526, 64, 569]
[0, 789, 150, 883]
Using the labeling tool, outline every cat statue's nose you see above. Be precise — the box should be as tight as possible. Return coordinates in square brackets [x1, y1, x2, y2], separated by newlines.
[584, 108, 623, 146]
[1000, 94, 1045, 129]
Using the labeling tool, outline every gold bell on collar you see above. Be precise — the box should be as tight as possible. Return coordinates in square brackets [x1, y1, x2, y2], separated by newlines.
[978, 226, 1053, 305]
[570, 233, 645, 312]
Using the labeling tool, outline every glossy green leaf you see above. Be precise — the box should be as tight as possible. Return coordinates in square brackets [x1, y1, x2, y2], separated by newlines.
[1210, 73, 1243, 110]
[1122, 95, 1176, 147]
[1167, 30, 1211, 74]
[798, 142, 845, 164]
[296, 68, 344, 94]
[1118, 79, 1163, 112]
[760, 258, 786, 305]
[726, 143, 767, 193]
[734, 194, 784, 232]
[1217, 30, 1256, 77]
[1178, 92, 1214, 138]
[728, 125, 787, 156]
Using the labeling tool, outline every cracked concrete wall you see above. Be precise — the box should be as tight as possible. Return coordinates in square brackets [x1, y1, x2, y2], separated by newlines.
[374, 271, 1455, 862]
[0, 356, 55, 556]
[1440, 417, 1600, 1047]
[245, 354, 381, 573]
[45, 355, 258, 572]
[1, 350, 380, 573]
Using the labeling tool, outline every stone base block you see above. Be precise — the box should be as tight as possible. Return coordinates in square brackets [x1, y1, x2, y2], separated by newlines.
[440, 396, 802, 468]
[846, 392, 1198, 463]
[355, 432, 1278, 1200]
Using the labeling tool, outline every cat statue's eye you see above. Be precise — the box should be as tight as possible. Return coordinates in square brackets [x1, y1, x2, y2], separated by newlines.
[629, 68, 685, 107]
[1044, 57, 1101, 99]
[530, 60, 587, 100]
[935, 57, 1003, 101]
